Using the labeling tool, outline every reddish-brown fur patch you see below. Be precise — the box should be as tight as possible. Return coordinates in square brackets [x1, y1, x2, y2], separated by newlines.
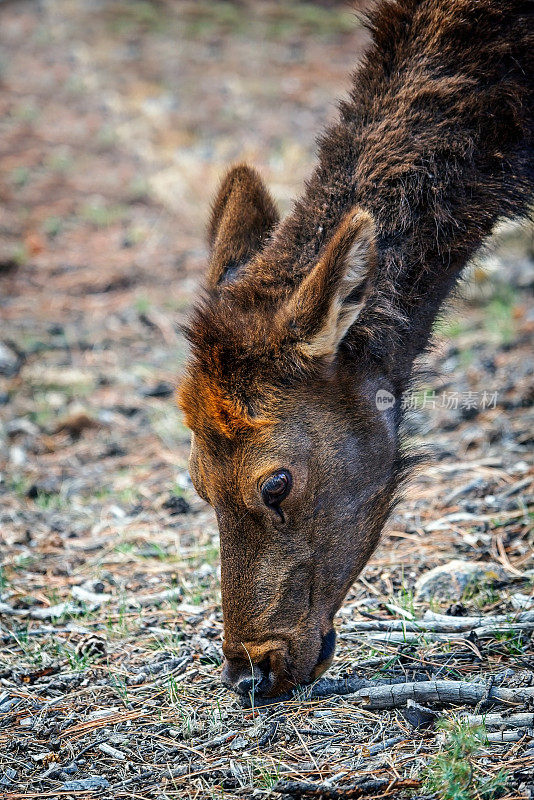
[178, 373, 274, 440]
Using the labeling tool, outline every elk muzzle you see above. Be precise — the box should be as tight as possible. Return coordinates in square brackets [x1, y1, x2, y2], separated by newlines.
[221, 628, 337, 698]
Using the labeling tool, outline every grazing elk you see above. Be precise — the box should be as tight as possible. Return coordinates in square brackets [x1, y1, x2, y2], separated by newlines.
[179, 0, 534, 698]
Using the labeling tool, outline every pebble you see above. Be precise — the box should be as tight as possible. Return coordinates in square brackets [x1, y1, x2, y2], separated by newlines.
[175, 471, 193, 490]
[9, 445, 26, 466]
[229, 735, 248, 750]
[0, 768, 16, 787]
[140, 380, 174, 398]
[511, 593, 534, 610]
[415, 559, 508, 600]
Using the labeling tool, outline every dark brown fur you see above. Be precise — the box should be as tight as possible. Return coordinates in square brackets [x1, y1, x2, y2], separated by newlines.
[179, 0, 534, 697]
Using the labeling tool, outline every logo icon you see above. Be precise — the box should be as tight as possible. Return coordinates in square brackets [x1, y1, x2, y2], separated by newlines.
[375, 389, 395, 410]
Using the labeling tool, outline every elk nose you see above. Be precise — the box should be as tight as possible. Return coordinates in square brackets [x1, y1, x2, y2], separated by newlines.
[221, 657, 272, 697]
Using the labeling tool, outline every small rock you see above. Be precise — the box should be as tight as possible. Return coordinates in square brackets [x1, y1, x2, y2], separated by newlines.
[511, 593, 534, 610]
[78, 579, 106, 594]
[0, 343, 20, 376]
[0, 695, 18, 713]
[41, 763, 63, 779]
[6, 418, 39, 437]
[140, 380, 174, 398]
[110, 505, 127, 519]
[414, 559, 508, 600]
[62, 776, 110, 791]
[511, 461, 529, 475]
[9, 446, 26, 466]
[175, 471, 193, 490]
[229, 735, 248, 750]
[0, 768, 16, 787]
[196, 563, 213, 579]
[44, 391, 67, 410]
[163, 494, 190, 515]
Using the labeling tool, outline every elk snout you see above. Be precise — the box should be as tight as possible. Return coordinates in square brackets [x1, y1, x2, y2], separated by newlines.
[221, 639, 289, 698]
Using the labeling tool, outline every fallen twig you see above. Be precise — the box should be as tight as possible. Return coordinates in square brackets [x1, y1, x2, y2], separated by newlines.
[366, 735, 405, 756]
[486, 730, 533, 743]
[341, 610, 534, 634]
[463, 712, 534, 728]
[352, 681, 534, 710]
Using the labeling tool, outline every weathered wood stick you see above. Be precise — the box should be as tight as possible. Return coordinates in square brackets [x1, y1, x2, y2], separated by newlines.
[366, 735, 405, 756]
[424, 610, 534, 628]
[272, 777, 421, 798]
[239, 674, 430, 707]
[0, 586, 183, 621]
[342, 611, 534, 634]
[242, 677, 534, 709]
[340, 622, 534, 644]
[486, 730, 532, 743]
[464, 712, 534, 729]
[352, 681, 534, 710]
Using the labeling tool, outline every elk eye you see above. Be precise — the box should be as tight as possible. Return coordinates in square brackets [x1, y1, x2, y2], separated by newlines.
[261, 470, 292, 509]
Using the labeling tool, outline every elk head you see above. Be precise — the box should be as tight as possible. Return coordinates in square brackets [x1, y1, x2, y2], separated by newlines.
[178, 165, 405, 698]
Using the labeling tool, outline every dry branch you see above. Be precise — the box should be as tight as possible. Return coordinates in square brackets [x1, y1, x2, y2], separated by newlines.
[464, 712, 534, 728]
[486, 730, 532, 743]
[351, 681, 534, 710]
[341, 621, 534, 644]
[342, 610, 534, 633]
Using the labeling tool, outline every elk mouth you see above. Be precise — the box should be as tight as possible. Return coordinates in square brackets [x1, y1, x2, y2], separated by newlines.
[221, 656, 274, 697]
[224, 629, 337, 705]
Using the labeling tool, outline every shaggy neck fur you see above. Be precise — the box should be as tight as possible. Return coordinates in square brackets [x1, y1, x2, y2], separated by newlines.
[240, 0, 534, 389]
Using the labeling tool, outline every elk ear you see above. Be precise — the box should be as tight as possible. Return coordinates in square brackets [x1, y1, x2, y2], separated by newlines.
[206, 164, 279, 289]
[283, 207, 376, 359]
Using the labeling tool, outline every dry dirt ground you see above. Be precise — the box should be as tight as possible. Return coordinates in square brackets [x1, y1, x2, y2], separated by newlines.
[0, 2, 533, 799]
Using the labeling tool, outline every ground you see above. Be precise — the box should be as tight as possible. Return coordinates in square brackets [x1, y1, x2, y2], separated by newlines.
[0, 2, 533, 799]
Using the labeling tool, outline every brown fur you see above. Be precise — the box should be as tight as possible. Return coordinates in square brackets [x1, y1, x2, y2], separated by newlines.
[179, 0, 534, 697]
